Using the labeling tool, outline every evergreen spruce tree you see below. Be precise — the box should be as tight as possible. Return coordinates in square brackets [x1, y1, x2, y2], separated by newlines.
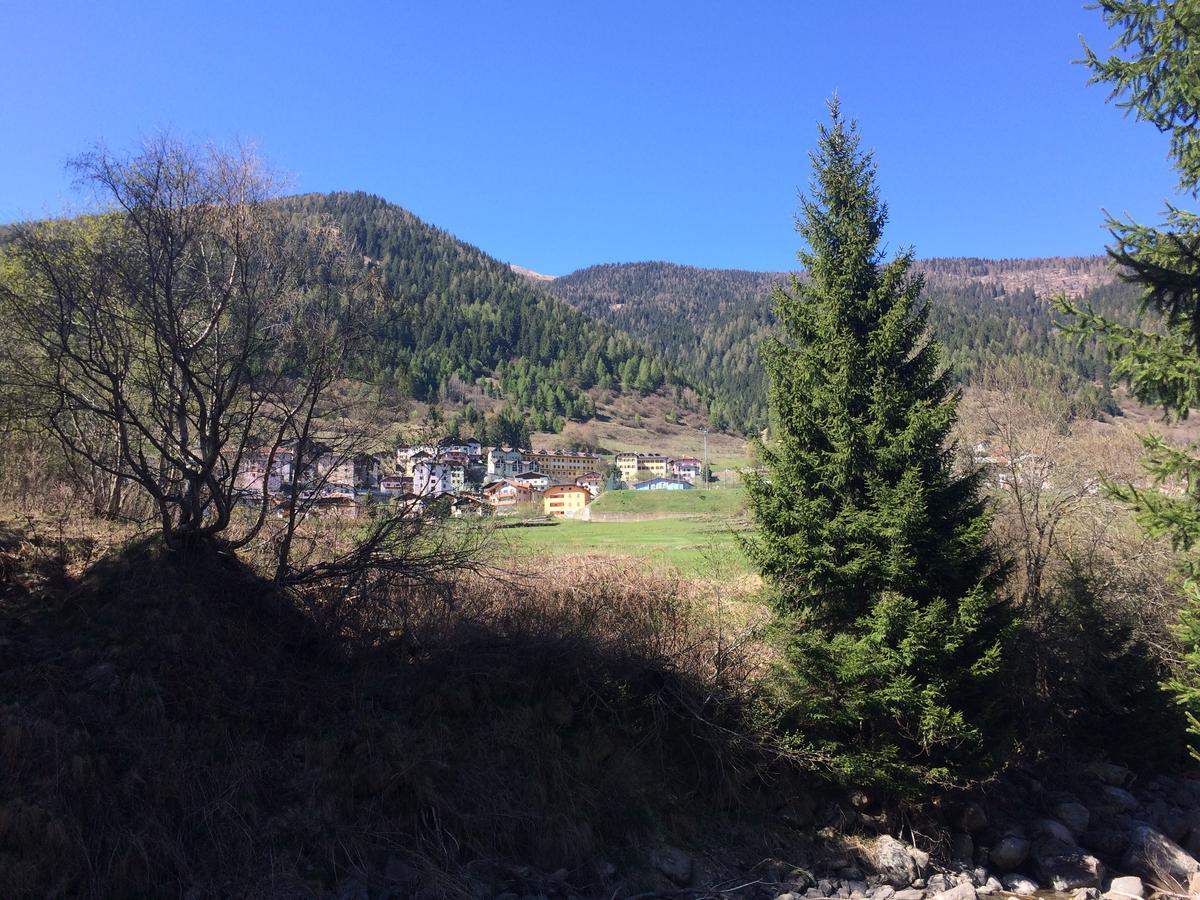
[1058, 0, 1200, 759]
[745, 101, 1009, 790]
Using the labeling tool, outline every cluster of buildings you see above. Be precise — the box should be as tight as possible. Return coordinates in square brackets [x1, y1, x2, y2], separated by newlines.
[235, 439, 708, 519]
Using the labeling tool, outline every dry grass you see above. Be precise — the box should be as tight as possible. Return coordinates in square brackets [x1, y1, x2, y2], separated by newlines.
[0, 532, 777, 898]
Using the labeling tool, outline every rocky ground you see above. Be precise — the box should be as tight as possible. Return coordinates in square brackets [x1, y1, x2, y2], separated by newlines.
[436, 762, 1200, 900]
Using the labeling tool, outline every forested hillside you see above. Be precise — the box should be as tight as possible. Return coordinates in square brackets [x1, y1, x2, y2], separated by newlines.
[544, 259, 1142, 432]
[276, 193, 689, 438]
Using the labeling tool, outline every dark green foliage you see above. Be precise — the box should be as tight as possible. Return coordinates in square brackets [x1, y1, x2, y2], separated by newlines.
[548, 260, 1140, 435]
[1011, 563, 1188, 769]
[745, 103, 1010, 791]
[276, 193, 681, 434]
[1059, 0, 1200, 759]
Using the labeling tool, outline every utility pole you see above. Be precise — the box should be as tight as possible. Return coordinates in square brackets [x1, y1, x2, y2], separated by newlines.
[702, 427, 709, 489]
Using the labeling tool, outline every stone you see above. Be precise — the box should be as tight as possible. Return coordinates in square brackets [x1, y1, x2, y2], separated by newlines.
[871, 887, 896, 900]
[1122, 823, 1200, 894]
[999, 873, 1039, 895]
[1103, 874, 1145, 898]
[1087, 761, 1131, 786]
[926, 873, 951, 894]
[909, 847, 930, 876]
[1146, 801, 1190, 845]
[650, 845, 693, 886]
[929, 884, 976, 900]
[978, 877, 1002, 895]
[1054, 801, 1092, 837]
[951, 833, 974, 866]
[1082, 827, 1127, 859]
[1071, 890, 1100, 900]
[891, 891, 923, 900]
[1189, 871, 1200, 896]
[1033, 838, 1105, 892]
[988, 835, 1030, 871]
[1097, 786, 1140, 814]
[780, 790, 818, 827]
[869, 836, 919, 888]
[958, 802, 988, 835]
[775, 894, 800, 900]
[1036, 818, 1077, 844]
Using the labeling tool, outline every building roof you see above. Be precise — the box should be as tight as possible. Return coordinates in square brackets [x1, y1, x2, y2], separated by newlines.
[634, 477, 692, 489]
[544, 484, 590, 496]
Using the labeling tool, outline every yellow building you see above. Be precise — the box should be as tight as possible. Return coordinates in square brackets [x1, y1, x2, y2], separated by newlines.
[636, 454, 669, 480]
[543, 484, 591, 517]
[523, 449, 604, 481]
[615, 452, 640, 486]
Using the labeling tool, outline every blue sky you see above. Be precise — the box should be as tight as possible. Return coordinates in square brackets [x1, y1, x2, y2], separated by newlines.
[0, 1, 1184, 274]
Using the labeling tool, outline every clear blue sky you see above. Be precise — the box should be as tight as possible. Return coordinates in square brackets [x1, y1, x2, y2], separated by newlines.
[0, 1, 1184, 274]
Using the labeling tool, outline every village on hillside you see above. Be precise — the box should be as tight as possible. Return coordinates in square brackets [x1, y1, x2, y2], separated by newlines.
[234, 439, 711, 520]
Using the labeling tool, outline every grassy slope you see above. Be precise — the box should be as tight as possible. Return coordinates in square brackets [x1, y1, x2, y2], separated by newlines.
[532, 391, 750, 470]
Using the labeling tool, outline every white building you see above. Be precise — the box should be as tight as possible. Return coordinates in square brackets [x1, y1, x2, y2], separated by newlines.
[236, 447, 294, 495]
[413, 460, 452, 496]
[487, 447, 524, 479]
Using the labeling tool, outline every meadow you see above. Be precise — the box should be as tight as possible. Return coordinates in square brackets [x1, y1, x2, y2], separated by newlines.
[501, 486, 755, 578]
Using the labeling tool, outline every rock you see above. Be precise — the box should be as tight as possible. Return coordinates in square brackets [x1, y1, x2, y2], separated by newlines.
[1145, 800, 1190, 845]
[929, 884, 976, 900]
[999, 873, 1039, 895]
[775, 894, 800, 900]
[951, 833, 974, 866]
[988, 835, 1030, 871]
[1087, 761, 1131, 786]
[1186, 823, 1200, 859]
[1082, 827, 1127, 858]
[871, 887, 896, 900]
[1071, 889, 1100, 900]
[909, 847, 930, 876]
[650, 845, 693, 886]
[891, 890, 923, 900]
[780, 790, 818, 827]
[1097, 785, 1139, 814]
[1103, 874, 1145, 898]
[1190, 871, 1200, 896]
[926, 873, 951, 894]
[958, 802, 988, 835]
[1036, 818, 1077, 844]
[1054, 801, 1092, 837]
[869, 836, 919, 888]
[1122, 823, 1200, 893]
[1033, 838, 1105, 892]
[978, 877, 1002, 895]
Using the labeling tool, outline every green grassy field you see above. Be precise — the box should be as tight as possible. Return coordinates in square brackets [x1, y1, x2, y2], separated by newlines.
[502, 487, 754, 578]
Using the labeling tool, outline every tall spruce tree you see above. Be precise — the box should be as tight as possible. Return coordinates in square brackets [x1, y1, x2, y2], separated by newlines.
[1058, 0, 1200, 759]
[745, 101, 1008, 790]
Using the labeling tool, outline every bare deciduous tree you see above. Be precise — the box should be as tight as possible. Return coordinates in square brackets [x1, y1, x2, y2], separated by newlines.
[0, 138, 369, 553]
